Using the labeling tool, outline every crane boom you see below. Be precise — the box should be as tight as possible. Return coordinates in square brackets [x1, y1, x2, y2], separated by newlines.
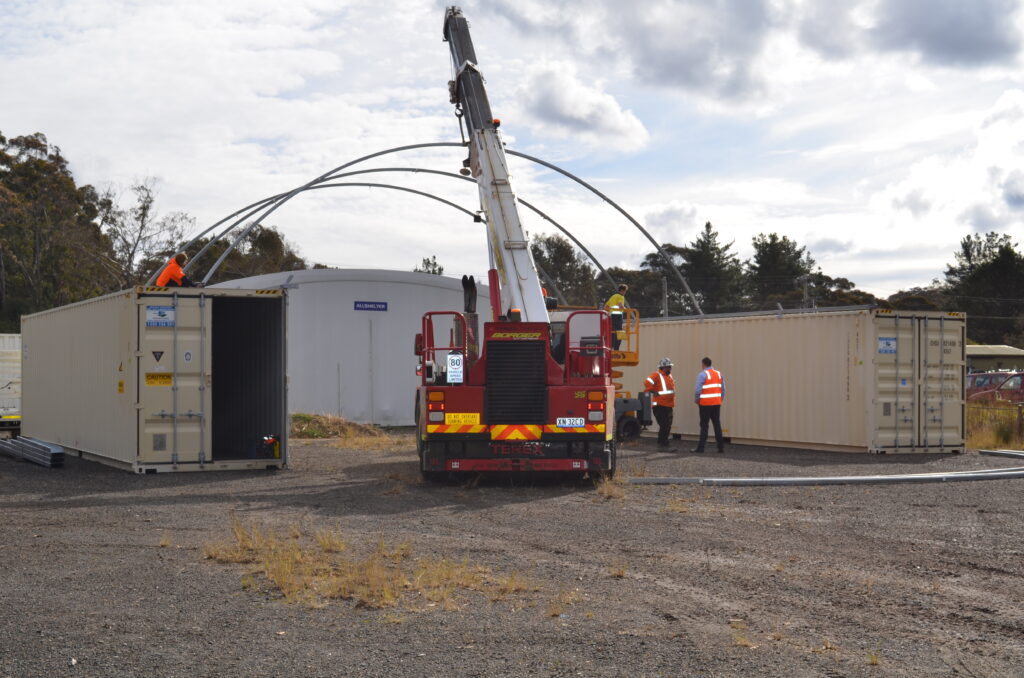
[443, 6, 549, 323]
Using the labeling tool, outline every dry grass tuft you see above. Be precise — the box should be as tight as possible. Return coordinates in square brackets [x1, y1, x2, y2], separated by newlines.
[594, 474, 625, 501]
[547, 589, 583, 617]
[665, 498, 691, 513]
[814, 638, 839, 653]
[867, 650, 881, 665]
[608, 563, 628, 579]
[314, 528, 347, 554]
[204, 517, 536, 613]
[966, 402, 1024, 449]
[733, 634, 755, 648]
[729, 619, 748, 630]
[290, 413, 409, 450]
[158, 533, 172, 548]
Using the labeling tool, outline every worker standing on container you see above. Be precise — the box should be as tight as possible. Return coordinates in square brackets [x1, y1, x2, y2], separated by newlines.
[692, 357, 725, 453]
[604, 284, 629, 350]
[156, 252, 198, 288]
[644, 357, 676, 449]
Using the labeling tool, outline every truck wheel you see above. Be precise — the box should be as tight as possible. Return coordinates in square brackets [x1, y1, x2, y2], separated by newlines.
[616, 415, 641, 441]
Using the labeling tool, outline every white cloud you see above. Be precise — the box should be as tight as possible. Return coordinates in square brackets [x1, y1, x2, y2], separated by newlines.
[515, 62, 649, 152]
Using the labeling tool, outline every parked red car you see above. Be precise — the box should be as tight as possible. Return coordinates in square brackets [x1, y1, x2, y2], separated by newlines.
[967, 371, 1024, 403]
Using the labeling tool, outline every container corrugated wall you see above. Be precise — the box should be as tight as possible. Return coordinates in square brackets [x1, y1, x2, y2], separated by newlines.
[618, 308, 964, 453]
[22, 287, 288, 472]
[0, 334, 21, 422]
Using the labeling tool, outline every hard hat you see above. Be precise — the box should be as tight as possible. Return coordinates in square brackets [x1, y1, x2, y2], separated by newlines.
[658, 357, 673, 368]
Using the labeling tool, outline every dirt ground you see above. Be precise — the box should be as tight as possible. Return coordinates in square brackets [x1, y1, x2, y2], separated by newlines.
[2, 436, 1023, 678]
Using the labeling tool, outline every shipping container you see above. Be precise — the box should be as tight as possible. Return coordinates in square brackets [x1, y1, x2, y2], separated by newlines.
[0, 334, 21, 433]
[618, 307, 965, 453]
[21, 287, 288, 472]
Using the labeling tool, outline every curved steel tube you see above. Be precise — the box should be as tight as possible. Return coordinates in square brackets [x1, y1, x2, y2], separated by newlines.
[506, 148, 703, 315]
[628, 465, 1024, 486]
[173, 142, 660, 297]
[320, 167, 619, 291]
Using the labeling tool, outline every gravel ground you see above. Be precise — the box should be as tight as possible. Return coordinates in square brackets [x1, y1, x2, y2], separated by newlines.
[2, 437, 1023, 678]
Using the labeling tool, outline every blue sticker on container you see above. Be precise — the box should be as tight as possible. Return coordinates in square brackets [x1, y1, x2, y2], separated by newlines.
[878, 337, 896, 354]
[146, 305, 176, 327]
[354, 301, 388, 311]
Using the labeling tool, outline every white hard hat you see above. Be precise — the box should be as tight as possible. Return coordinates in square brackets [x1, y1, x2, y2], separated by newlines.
[658, 357, 673, 368]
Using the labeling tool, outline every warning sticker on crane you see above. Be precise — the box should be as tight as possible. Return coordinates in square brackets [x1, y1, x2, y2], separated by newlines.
[447, 353, 464, 383]
[445, 412, 480, 425]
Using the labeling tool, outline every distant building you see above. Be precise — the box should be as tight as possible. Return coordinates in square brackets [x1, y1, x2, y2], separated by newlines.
[213, 269, 488, 426]
[965, 344, 1024, 372]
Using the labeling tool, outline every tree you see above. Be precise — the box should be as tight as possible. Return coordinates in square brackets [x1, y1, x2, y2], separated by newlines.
[887, 283, 946, 311]
[413, 255, 444, 275]
[678, 222, 745, 313]
[530, 234, 597, 306]
[99, 178, 195, 289]
[745, 233, 815, 309]
[639, 244, 699, 315]
[944, 232, 1013, 289]
[0, 132, 114, 331]
[603, 267, 667, 318]
[944, 237, 1024, 345]
[156, 224, 309, 285]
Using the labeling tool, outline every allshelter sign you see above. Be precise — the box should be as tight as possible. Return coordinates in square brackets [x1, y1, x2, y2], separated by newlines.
[354, 301, 388, 311]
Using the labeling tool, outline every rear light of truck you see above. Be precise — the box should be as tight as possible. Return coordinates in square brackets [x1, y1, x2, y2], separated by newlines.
[587, 395, 606, 422]
[427, 392, 445, 422]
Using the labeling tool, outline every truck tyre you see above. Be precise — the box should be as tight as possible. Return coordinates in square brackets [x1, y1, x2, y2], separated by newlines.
[616, 415, 641, 441]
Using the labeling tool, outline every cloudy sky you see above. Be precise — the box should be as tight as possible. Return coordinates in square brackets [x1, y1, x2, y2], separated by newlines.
[3, 0, 1024, 297]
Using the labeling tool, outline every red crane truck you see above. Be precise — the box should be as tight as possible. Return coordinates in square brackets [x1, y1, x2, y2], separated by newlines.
[413, 7, 618, 480]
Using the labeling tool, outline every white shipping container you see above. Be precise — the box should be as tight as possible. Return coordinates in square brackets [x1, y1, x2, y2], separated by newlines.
[22, 287, 288, 472]
[0, 334, 21, 430]
[619, 308, 965, 453]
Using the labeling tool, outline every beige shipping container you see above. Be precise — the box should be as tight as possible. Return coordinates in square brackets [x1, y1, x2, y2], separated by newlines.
[1, 334, 21, 431]
[21, 287, 287, 472]
[619, 307, 965, 453]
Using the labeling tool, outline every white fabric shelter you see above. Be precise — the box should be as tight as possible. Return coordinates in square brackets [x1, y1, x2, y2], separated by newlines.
[213, 269, 488, 425]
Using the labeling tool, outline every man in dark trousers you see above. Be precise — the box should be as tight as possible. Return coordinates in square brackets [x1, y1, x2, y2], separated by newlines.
[644, 357, 676, 449]
[692, 356, 725, 453]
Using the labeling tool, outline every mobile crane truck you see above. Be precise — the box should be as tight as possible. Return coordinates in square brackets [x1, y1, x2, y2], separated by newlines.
[414, 6, 620, 480]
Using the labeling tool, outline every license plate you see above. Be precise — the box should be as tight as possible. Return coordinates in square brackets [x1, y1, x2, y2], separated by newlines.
[556, 417, 585, 428]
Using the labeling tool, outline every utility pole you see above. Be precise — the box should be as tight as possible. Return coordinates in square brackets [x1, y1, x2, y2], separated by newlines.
[662, 276, 669, 317]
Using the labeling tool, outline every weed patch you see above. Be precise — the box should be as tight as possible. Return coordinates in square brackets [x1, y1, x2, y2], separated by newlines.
[204, 516, 539, 613]
[966, 402, 1023, 449]
[290, 413, 410, 450]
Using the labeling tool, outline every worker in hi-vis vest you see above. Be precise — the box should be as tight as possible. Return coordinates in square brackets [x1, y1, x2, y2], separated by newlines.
[692, 356, 725, 453]
[644, 357, 676, 449]
[604, 284, 629, 350]
[156, 252, 198, 288]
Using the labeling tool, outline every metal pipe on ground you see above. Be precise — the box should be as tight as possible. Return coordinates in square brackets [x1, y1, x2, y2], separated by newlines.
[627, 466, 1024, 487]
[979, 449, 1024, 459]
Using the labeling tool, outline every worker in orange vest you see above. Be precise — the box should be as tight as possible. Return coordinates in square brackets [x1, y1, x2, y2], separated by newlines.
[156, 252, 198, 288]
[644, 357, 676, 449]
[692, 356, 725, 453]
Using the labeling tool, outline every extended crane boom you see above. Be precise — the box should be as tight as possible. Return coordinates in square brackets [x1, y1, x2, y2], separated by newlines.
[443, 6, 549, 323]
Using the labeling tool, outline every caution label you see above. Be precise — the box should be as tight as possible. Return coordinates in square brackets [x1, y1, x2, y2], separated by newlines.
[445, 412, 480, 425]
[145, 373, 173, 386]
